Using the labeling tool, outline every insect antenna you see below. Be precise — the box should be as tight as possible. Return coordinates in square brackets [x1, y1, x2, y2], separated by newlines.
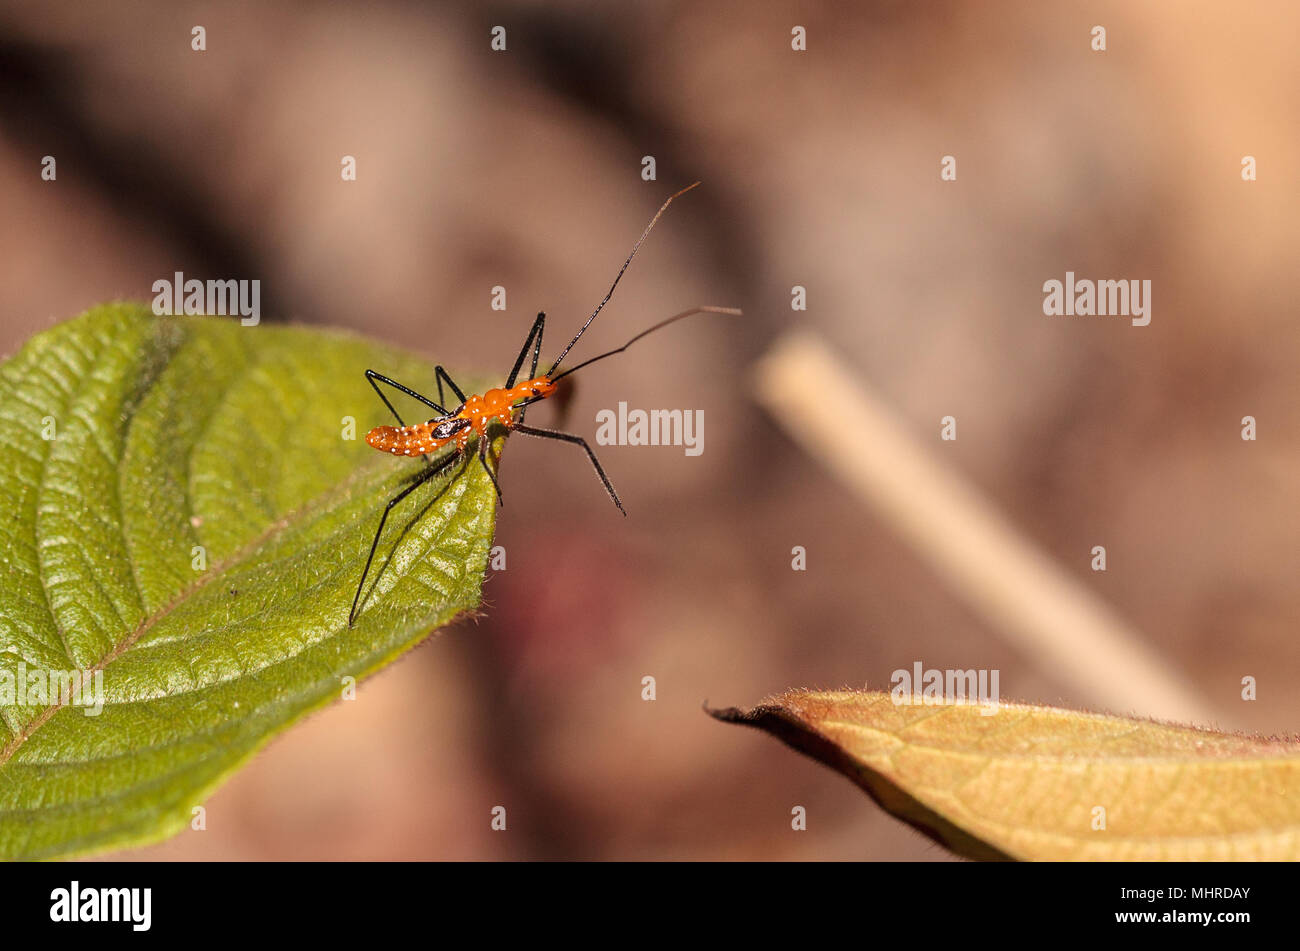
[548, 305, 742, 385]
[545, 181, 702, 378]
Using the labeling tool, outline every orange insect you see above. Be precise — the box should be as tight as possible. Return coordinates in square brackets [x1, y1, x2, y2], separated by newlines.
[350, 182, 740, 626]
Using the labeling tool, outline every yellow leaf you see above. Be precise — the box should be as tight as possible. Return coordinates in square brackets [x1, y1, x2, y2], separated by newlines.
[710, 690, 1300, 861]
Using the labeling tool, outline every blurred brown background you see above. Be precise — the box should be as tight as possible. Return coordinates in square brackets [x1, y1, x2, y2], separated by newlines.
[1, 1, 1296, 860]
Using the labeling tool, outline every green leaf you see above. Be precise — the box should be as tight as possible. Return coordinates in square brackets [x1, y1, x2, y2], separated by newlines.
[710, 689, 1300, 860]
[0, 303, 499, 860]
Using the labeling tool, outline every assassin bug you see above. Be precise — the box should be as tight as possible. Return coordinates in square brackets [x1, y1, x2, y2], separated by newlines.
[349, 181, 741, 626]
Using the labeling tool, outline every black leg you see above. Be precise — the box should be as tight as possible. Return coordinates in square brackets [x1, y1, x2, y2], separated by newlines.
[478, 437, 504, 506]
[513, 423, 625, 515]
[366, 369, 449, 422]
[506, 312, 546, 389]
[435, 366, 467, 410]
[349, 451, 463, 627]
[365, 370, 446, 462]
[528, 315, 544, 379]
[514, 312, 547, 424]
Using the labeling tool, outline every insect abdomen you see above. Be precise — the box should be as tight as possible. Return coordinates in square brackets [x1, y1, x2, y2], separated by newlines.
[366, 423, 440, 456]
[365, 416, 471, 456]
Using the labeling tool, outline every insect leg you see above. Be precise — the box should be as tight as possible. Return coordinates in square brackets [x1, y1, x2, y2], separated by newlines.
[512, 423, 625, 515]
[506, 312, 546, 389]
[477, 436, 504, 507]
[519, 313, 548, 424]
[349, 450, 462, 627]
[434, 365, 468, 410]
[365, 369, 449, 422]
[365, 370, 445, 462]
[527, 314, 545, 379]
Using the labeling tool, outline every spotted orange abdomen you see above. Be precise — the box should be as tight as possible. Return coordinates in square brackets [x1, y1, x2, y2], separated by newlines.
[366, 417, 472, 456]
